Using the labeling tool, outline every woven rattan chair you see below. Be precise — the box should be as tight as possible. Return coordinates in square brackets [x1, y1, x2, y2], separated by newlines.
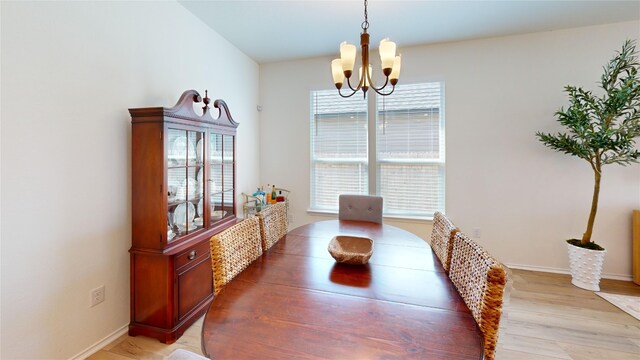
[257, 201, 288, 252]
[209, 217, 262, 295]
[430, 211, 458, 273]
[494, 266, 514, 359]
[449, 231, 508, 360]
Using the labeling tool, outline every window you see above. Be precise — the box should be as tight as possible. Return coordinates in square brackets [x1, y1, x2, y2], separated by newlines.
[310, 91, 368, 210]
[376, 83, 445, 216]
[310, 82, 445, 218]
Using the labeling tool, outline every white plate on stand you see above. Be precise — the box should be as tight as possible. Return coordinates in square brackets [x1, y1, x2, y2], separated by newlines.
[173, 202, 196, 231]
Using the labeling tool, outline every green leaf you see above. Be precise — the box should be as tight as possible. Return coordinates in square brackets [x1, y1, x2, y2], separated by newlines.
[536, 39, 640, 243]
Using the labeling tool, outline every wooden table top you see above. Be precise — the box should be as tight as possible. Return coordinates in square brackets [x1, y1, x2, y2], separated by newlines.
[202, 220, 483, 359]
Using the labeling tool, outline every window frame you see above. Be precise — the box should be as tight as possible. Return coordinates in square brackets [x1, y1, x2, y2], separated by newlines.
[309, 82, 445, 219]
[309, 92, 369, 211]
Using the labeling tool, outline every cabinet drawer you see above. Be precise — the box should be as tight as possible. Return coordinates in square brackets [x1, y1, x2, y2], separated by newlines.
[177, 256, 213, 321]
[175, 240, 210, 270]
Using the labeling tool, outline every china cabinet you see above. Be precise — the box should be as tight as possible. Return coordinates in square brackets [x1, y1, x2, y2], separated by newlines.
[129, 89, 238, 343]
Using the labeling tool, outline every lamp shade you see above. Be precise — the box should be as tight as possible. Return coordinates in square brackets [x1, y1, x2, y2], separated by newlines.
[331, 59, 344, 85]
[340, 42, 357, 73]
[379, 38, 396, 70]
[390, 55, 402, 81]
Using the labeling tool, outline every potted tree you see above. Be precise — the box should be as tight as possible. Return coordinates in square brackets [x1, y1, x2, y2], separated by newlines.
[536, 39, 640, 291]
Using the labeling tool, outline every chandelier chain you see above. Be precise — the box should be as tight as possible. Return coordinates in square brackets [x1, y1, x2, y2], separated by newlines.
[361, 0, 369, 31]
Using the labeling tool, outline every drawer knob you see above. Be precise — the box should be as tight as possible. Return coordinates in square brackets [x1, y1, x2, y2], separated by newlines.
[188, 250, 197, 260]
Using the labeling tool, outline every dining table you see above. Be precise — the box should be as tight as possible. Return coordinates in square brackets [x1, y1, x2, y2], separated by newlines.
[201, 219, 484, 359]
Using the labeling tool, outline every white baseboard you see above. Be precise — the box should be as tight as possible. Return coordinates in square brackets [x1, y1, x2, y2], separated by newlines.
[70, 324, 128, 360]
[505, 263, 632, 281]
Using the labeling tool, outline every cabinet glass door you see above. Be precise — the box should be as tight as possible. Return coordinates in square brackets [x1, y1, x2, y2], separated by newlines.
[209, 133, 224, 223]
[206, 133, 235, 225]
[167, 129, 204, 242]
[222, 134, 235, 219]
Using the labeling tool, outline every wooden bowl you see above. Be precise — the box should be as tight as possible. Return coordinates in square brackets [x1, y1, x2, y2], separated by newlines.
[328, 236, 374, 265]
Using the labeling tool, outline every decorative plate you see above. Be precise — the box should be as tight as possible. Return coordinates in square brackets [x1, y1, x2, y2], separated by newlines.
[169, 136, 196, 164]
[197, 199, 227, 220]
[197, 199, 204, 218]
[176, 178, 198, 200]
[212, 210, 227, 220]
[173, 202, 196, 231]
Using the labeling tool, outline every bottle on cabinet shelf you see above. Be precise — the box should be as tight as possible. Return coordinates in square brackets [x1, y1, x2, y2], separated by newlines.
[271, 185, 277, 204]
[276, 190, 285, 203]
[252, 187, 263, 211]
[266, 184, 272, 203]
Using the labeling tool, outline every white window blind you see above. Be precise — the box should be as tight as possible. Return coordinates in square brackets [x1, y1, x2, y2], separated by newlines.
[310, 82, 444, 218]
[310, 90, 368, 210]
[376, 83, 445, 216]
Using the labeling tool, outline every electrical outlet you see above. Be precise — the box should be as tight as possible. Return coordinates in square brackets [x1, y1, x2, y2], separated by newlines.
[90, 285, 105, 307]
[473, 228, 481, 238]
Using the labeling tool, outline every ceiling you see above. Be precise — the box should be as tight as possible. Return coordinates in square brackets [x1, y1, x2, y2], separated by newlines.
[179, 1, 640, 64]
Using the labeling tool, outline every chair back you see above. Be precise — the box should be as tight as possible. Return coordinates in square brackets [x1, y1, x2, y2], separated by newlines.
[494, 266, 514, 359]
[430, 211, 458, 273]
[338, 194, 383, 224]
[449, 231, 507, 360]
[209, 217, 262, 295]
[257, 202, 288, 251]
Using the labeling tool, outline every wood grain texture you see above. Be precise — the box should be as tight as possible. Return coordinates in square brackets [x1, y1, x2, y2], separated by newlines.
[496, 269, 640, 359]
[90, 267, 640, 359]
[202, 220, 483, 359]
[129, 91, 239, 343]
[204, 280, 482, 359]
[271, 233, 439, 271]
[89, 317, 205, 359]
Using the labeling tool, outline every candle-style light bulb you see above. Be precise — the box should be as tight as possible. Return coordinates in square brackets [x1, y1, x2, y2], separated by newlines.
[390, 55, 402, 85]
[331, 59, 344, 88]
[340, 41, 357, 77]
[379, 38, 396, 74]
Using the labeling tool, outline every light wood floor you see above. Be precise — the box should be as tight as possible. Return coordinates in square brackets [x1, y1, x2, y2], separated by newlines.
[496, 270, 640, 359]
[88, 269, 640, 359]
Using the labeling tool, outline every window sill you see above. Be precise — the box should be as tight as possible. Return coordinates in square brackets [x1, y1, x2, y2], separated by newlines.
[306, 209, 433, 223]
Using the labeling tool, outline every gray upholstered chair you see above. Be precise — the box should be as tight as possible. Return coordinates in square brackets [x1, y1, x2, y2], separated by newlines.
[338, 194, 383, 224]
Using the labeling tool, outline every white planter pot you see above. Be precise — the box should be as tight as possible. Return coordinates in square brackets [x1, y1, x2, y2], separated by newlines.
[567, 242, 607, 291]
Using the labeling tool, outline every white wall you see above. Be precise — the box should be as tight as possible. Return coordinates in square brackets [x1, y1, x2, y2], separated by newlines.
[259, 21, 640, 279]
[1, 1, 259, 359]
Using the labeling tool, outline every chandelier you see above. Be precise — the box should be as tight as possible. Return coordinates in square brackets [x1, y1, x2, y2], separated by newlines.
[331, 0, 401, 98]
